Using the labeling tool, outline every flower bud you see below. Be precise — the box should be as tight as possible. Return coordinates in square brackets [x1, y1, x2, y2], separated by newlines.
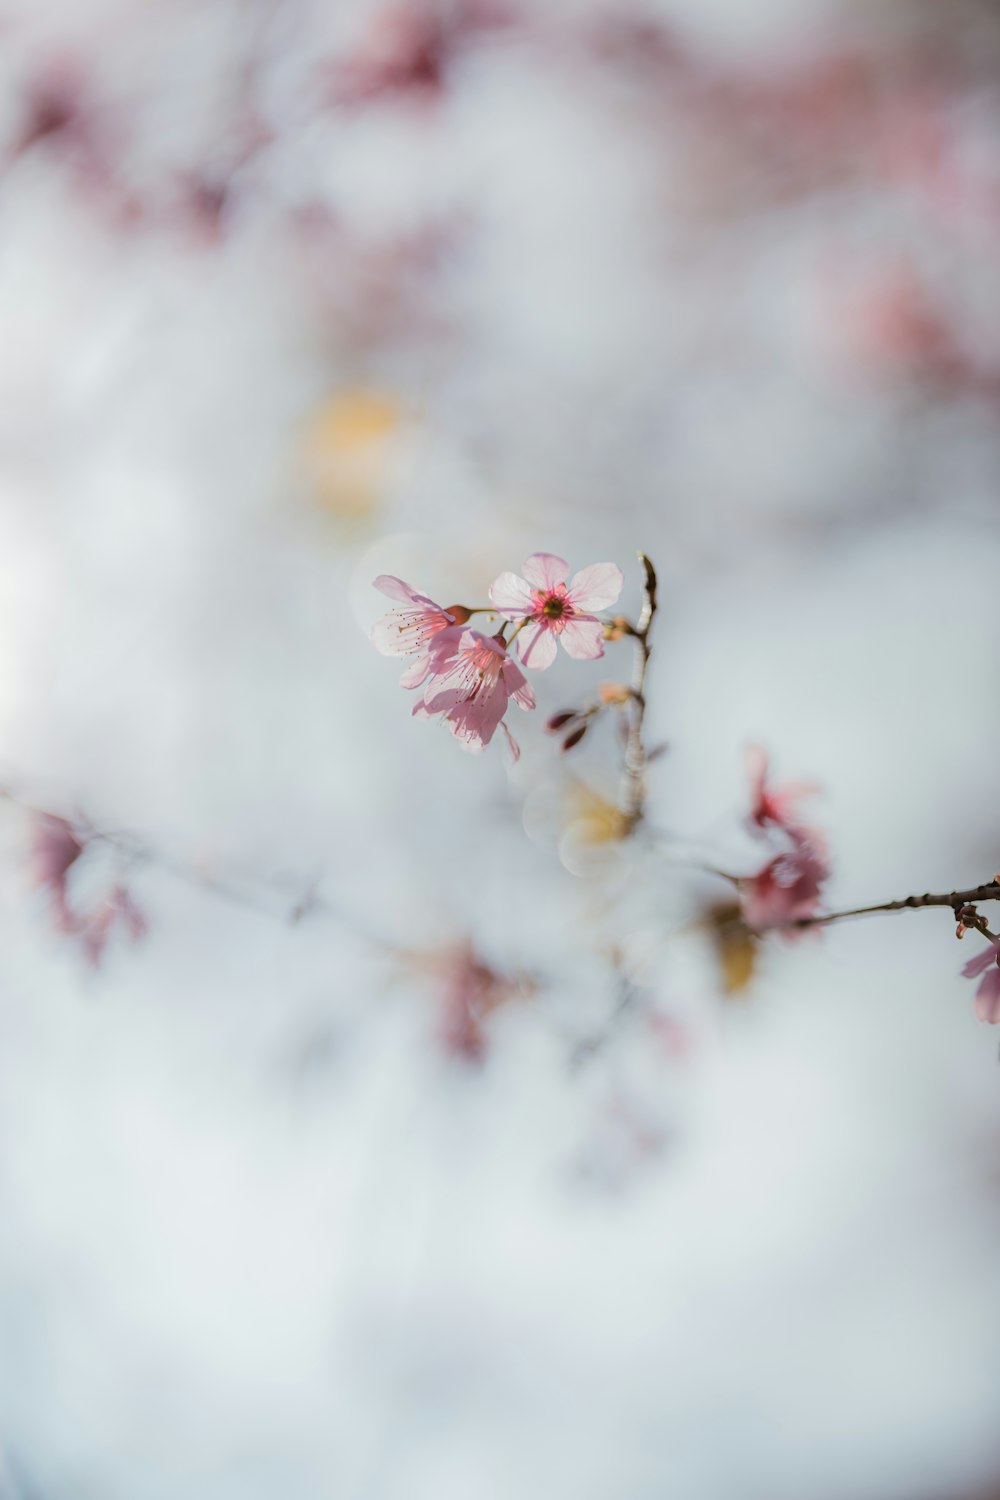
[445, 605, 472, 625]
[546, 710, 578, 733]
[598, 681, 630, 705]
[562, 724, 588, 751]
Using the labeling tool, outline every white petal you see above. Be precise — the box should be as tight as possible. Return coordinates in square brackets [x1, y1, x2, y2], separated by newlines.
[521, 553, 569, 590]
[566, 563, 624, 612]
[517, 622, 558, 670]
[559, 618, 605, 661]
[489, 571, 535, 615]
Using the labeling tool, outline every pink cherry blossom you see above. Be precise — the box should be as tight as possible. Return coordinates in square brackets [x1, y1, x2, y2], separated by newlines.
[412, 626, 535, 754]
[488, 553, 624, 670]
[962, 940, 1000, 1024]
[741, 831, 830, 931]
[370, 575, 466, 688]
[746, 746, 821, 836]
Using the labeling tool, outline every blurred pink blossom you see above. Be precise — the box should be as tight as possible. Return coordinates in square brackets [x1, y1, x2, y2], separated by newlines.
[489, 553, 623, 670]
[28, 813, 146, 966]
[740, 753, 829, 931]
[79, 885, 148, 968]
[437, 943, 516, 1062]
[29, 814, 85, 933]
[962, 941, 1000, 1024]
[331, 1, 511, 109]
[413, 626, 535, 753]
[741, 835, 829, 931]
[371, 575, 464, 688]
[746, 746, 821, 837]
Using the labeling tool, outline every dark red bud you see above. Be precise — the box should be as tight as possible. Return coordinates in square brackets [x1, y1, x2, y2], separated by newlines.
[562, 725, 588, 751]
[546, 711, 578, 733]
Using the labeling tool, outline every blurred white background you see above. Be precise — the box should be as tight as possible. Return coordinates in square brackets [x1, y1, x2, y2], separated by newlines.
[0, 1, 998, 1496]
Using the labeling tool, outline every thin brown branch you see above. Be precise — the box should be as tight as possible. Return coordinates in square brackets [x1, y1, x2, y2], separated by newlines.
[781, 881, 1000, 932]
[619, 552, 657, 832]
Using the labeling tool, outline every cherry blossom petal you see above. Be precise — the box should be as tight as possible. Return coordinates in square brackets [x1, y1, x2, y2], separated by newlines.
[502, 660, 537, 710]
[419, 681, 470, 714]
[566, 562, 624, 612]
[975, 966, 1000, 1023]
[370, 611, 415, 655]
[446, 689, 507, 750]
[962, 944, 999, 979]
[374, 574, 424, 604]
[517, 622, 558, 670]
[489, 570, 535, 616]
[520, 553, 569, 590]
[559, 617, 606, 660]
[398, 652, 432, 688]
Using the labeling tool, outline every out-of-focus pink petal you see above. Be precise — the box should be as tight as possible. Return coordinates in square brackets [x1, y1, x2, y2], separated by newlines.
[962, 944, 998, 979]
[566, 562, 623, 612]
[975, 966, 1000, 1023]
[521, 553, 569, 590]
[31, 815, 83, 888]
[517, 622, 558, 670]
[500, 722, 521, 762]
[489, 571, 535, 615]
[745, 744, 768, 807]
[559, 617, 606, 660]
[746, 744, 821, 834]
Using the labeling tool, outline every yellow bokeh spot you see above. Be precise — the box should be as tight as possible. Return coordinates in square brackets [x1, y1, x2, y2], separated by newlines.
[705, 901, 759, 996]
[563, 779, 629, 847]
[299, 389, 406, 520]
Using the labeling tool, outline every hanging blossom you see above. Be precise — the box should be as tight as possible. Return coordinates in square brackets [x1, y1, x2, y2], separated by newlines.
[412, 626, 535, 757]
[962, 940, 1000, 1024]
[370, 575, 469, 687]
[740, 750, 829, 931]
[489, 553, 624, 670]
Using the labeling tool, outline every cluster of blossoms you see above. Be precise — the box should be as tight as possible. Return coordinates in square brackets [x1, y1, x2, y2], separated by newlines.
[371, 552, 624, 757]
[740, 748, 830, 931]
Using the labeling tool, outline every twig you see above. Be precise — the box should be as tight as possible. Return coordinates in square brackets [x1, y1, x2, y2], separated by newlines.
[619, 552, 657, 832]
[779, 881, 1000, 932]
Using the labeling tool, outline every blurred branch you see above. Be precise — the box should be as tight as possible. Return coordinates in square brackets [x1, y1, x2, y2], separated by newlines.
[0, 784, 400, 953]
